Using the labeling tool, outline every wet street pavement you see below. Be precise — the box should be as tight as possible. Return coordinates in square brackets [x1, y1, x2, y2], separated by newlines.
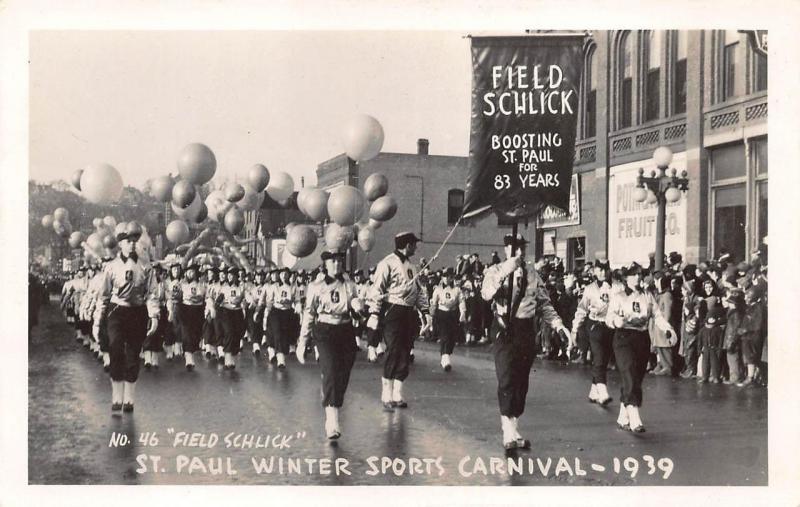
[29, 304, 767, 486]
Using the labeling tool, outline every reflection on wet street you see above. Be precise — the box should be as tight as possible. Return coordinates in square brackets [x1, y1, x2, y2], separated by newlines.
[29, 307, 767, 485]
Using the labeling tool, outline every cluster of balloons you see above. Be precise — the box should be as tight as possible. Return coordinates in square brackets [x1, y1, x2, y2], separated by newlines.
[286, 171, 397, 259]
[42, 207, 74, 240]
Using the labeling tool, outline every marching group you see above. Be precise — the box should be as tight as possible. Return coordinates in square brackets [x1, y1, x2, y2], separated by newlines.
[50, 221, 768, 449]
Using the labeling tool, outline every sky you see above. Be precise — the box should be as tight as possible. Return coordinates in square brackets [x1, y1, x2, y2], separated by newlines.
[29, 30, 473, 189]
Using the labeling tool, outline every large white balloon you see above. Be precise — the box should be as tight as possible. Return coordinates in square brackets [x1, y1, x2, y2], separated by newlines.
[266, 171, 294, 202]
[80, 163, 124, 205]
[343, 114, 384, 162]
[327, 185, 366, 226]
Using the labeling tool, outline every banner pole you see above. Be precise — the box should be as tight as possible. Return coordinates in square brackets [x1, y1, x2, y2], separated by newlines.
[508, 219, 518, 332]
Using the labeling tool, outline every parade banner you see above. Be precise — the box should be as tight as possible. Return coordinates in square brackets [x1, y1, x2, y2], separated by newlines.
[463, 35, 584, 220]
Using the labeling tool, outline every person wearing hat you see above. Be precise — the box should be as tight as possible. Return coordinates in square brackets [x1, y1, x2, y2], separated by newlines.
[296, 250, 360, 439]
[211, 266, 247, 369]
[352, 270, 369, 350]
[71, 266, 92, 347]
[172, 262, 207, 370]
[247, 270, 268, 356]
[162, 261, 183, 362]
[259, 269, 279, 363]
[697, 306, 726, 383]
[201, 266, 222, 361]
[263, 268, 298, 369]
[722, 289, 745, 384]
[366, 232, 430, 410]
[364, 266, 385, 363]
[481, 233, 571, 450]
[736, 285, 766, 387]
[142, 264, 168, 370]
[429, 267, 466, 371]
[571, 260, 614, 404]
[605, 264, 676, 433]
[94, 222, 162, 414]
[79, 265, 102, 360]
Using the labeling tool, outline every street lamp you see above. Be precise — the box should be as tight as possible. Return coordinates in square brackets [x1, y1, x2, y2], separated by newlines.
[632, 146, 690, 271]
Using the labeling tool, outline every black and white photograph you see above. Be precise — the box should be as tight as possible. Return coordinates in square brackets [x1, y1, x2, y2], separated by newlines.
[2, 1, 799, 505]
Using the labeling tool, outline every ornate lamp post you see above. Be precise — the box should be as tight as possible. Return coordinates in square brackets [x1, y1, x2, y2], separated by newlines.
[632, 146, 690, 271]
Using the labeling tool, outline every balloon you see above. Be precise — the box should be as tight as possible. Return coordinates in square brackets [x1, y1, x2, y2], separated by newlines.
[237, 183, 265, 211]
[80, 163, 124, 205]
[328, 185, 365, 226]
[368, 218, 383, 230]
[86, 232, 103, 253]
[225, 183, 245, 203]
[103, 216, 116, 228]
[53, 208, 69, 222]
[205, 190, 225, 222]
[52, 219, 69, 236]
[285, 222, 297, 235]
[363, 173, 389, 201]
[286, 225, 318, 258]
[177, 143, 216, 185]
[92, 218, 102, 228]
[68, 231, 84, 249]
[151, 175, 175, 202]
[369, 195, 397, 221]
[357, 226, 376, 252]
[303, 188, 329, 222]
[296, 187, 316, 214]
[172, 180, 196, 209]
[41, 215, 53, 228]
[95, 224, 112, 239]
[166, 220, 191, 244]
[266, 171, 294, 202]
[224, 207, 245, 236]
[114, 222, 127, 237]
[172, 191, 203, 222]
[248, 164, 270, 193]
[103, 235, 118, 249]
[71, 169, 84, 191]
[324, 223, 355, 251]
[343, 114, 384, 161]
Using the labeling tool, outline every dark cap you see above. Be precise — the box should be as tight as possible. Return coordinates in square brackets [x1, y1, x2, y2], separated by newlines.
[395, 232, 421, 250]
[706, 306, 725, 325]
[503, 233, 528, 247]
[443, 267, 455, 277]
[321, 250, 347, 261]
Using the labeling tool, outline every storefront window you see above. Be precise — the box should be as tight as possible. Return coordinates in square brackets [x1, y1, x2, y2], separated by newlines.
[713, 184, 746, 261]
[711, 143, 746, 182]
[672, 31, 687, 115]
[642, 31, 661, 122]
[619, 32, 633, 129]
[757, 181, 768, 246]
[568, 236, 586, 270]
[753, 138, 768, 176]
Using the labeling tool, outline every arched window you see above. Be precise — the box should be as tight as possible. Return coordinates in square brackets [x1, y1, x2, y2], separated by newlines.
[642, 30, 662, 122]
[618, 31, 634, 129]
[671, 30, 687, 114]
[582, 45, 597, 138]
[447, 189, 464, 225]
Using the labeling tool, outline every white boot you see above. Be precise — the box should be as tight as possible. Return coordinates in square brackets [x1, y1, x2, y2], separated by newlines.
[267, 347, 276, 362]
[588, 383, 599, 402]
[184, 351, 195, 370]
[165, 345, 174, 360]
[381, 377, 393, 408]
[314, 346, 320, 362]
[276, 353, 286, 369]
[392, 380, 407, 408]
[325, 406, 341, 439]
[122, 381, 135, 412]
[627, 405, 645, 432]
[289, 344, 296, 354]
[174, 342, 183, 356]
[441, 354, 452, 371]
[501, 415, 515, 447]
[111, 380, 124, 411]
[617, 403, 630, 429]
[252, 341, 261, 354]
[103, 353, 110, 369]
[143, 351, 152, 367]
[151, 351, 159, 368]
[367, 346, 377, 362]
[217, 345, 224, 358]
[596, 383, 612, 405]
[376, 342, 386, 356]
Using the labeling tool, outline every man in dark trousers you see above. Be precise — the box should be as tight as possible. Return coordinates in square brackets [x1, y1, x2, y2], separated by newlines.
[366, 232, 430, 411]
[481, 233, 570, 450]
